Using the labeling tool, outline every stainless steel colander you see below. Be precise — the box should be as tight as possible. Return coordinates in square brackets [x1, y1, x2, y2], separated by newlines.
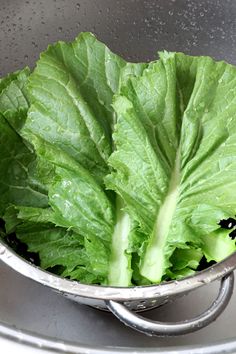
[0, 240, 235, 336]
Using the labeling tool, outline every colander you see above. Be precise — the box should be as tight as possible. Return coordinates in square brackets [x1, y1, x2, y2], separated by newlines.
[0, 240, 235, 336]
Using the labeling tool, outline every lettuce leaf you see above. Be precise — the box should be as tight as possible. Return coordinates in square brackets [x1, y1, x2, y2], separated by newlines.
[106, 52, 236, 283]
[0, 67, 30, 132]
[20, 32, 142, 286]
[0, 64, 103, 284]
[23, 32, 126, 181]
[0, 69, 48, 216]
[4, 208, 102, 283]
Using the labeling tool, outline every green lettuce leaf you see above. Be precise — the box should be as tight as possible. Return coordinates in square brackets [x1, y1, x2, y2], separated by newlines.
[3, 205, 105, 283]
[23, 32, 126, 181]
[18, 225, 101, 283]
[106, 52, 236, 283]
[169, 247, 203, 271]
[21, 33, 141, 286]
[0, 67, 30, 132]
[0, 69, 48, 216]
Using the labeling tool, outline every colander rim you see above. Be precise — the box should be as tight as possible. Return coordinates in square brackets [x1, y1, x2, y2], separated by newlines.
[0, 240, 235, 301]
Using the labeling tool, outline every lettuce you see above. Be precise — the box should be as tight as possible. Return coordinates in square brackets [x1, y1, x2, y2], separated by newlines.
[106, 52, 236, 282]
[0, 33, 236, 286]
[0, 68, 48, 216]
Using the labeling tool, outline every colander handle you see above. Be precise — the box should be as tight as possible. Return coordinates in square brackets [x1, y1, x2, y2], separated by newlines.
[106, 272, 234, 337]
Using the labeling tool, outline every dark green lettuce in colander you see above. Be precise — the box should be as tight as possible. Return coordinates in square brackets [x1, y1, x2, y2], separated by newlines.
[0, 32, 236, 287]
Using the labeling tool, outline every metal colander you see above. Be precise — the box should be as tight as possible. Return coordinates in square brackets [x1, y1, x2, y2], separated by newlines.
[0, 240, 235, 336]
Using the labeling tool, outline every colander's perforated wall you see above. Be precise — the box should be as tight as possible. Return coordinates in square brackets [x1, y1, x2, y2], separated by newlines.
[1, 0, 236, 76]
